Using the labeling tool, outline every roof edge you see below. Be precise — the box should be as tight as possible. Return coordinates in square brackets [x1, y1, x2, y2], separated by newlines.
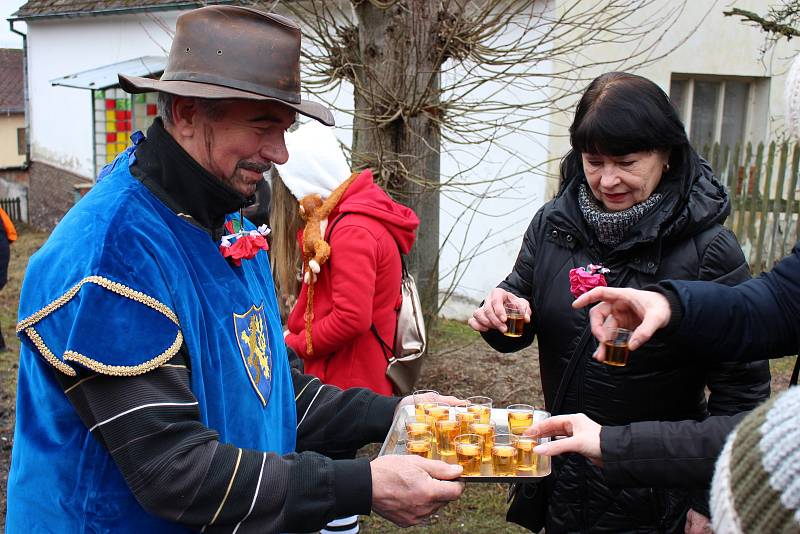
[10, 1, 237, 22]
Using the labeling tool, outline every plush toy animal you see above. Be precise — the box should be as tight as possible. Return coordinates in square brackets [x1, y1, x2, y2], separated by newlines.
[299, 171, 361, 356]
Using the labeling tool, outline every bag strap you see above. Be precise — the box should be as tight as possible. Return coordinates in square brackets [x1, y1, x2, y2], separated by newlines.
[371, 324, 395, 364]
[550, 323, 595, 414]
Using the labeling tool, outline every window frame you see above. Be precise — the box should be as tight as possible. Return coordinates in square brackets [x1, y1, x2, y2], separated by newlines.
[669, 74, 765, 150]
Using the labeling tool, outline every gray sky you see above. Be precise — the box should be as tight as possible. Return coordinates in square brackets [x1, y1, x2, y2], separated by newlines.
[0, 0, 26, 49]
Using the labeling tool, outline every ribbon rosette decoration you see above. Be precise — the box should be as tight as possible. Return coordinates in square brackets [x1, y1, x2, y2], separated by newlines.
[219, 218, 271, 267]
[568, 263, 609, 298]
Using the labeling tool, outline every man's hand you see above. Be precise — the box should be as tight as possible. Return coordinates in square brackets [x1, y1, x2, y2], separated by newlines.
[572, 287, 672, 362]
[468, 288, 531, 333]
[685, 509, 713, 534]
[527, 413, 603, 466]
[370, 455, 465, 527]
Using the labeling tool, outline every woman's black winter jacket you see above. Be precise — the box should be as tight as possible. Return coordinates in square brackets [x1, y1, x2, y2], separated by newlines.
[482, 159, 771, 533]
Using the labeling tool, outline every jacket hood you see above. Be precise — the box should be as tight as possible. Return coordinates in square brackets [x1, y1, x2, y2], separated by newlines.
[660, 158, 730, 242]
[333, 169, 420, 253]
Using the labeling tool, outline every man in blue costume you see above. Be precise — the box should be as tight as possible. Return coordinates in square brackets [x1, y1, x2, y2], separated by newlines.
[6, 6, 464, 533]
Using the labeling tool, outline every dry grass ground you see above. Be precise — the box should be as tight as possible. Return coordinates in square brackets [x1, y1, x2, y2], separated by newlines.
[0, 227, 794, 533]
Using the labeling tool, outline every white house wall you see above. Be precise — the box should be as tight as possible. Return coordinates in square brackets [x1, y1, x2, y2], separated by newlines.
[26, 13, 177, 178]
[546, 0, 799, 187]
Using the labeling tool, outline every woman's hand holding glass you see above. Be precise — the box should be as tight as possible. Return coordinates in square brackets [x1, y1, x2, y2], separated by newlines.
[468, 288, 531, 334]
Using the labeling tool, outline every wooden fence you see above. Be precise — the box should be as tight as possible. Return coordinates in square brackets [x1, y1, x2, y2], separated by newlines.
[701, 141, 800, 275]
[0, 197, 22, 221]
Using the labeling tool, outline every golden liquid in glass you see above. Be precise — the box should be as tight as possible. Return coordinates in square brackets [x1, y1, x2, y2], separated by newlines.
[603, 341, 630, 366]
[436, 420, 459, 455]
[504, 313, 525, 337]
[416, 402, 436, 420]
[456, 443, 482, 476]
[406, 440, 432, 459]
[468, 404, 491, 425]
[491, 444, 516, 476]
[515, 437, 536, 472]
[456, 411, 479, 435]
[469, 422, 495, 462]
[508, 411, 534, 435]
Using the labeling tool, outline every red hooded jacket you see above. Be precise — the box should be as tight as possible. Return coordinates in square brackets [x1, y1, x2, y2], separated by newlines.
[285, 169, 419, 395]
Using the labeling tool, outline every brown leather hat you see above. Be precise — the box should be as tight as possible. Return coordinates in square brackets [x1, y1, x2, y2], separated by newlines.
[118, 5, 333, 126]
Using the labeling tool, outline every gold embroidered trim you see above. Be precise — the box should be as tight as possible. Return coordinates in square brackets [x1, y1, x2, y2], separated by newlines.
[63, 331, 183, 377]
[16, 275, 183, 377]
[17, 275, 179, 332]
[24, 327, 76, 377]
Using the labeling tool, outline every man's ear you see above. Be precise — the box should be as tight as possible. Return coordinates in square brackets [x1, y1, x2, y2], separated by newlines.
[171, 96, 199, 138]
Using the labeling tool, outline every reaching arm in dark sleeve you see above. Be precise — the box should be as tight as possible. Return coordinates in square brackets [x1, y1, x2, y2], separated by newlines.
[54, 349, 375, 534]
[661, 243, 800, 362]
[600, 412, 747, 489]
[481, 211, 541, 352]
[690, 229, 771, 414]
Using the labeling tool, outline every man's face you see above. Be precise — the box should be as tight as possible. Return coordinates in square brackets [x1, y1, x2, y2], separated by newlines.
[181, 98, 295, 197]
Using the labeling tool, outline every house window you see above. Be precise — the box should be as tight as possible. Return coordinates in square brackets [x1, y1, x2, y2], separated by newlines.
[16, 127, 25, 156]
[669, 75, 769, 151]
[93, 88, 158, 173]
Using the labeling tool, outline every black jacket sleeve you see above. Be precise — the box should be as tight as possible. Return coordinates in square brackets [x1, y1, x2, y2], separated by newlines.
[480, 210, 541, 352]
[662, 243, 800, 362]
[601, 412, 747, 489]
[691, 228, 771, 416]
[53, 348, 399, 534]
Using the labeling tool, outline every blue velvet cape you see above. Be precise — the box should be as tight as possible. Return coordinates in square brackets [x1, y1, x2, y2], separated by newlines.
[6, 149, 296, 532]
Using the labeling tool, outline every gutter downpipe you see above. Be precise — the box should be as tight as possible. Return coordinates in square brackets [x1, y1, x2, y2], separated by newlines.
[9, 19, 30, 222]
[9, 19, 29, 168]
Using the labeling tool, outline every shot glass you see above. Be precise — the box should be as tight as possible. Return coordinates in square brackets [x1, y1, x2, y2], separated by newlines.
[469, 420, 496, 463]
[405, 430, 433, 459]
[491, 433, 517, 476]
[514, 434, 537, 473]
[435, 415, 460, 463]
[455, 405, 479, 435]
[504, 302, 525, 337]
[404, 415, 432, 435]
[507, 404, 534, 435]
[466, 396, 492, 425]
[413, 389, 439, 420]
[602, 326, 632, 367]
[425, 403, 451, 443]
[532, 409, 551, 473]
[454, 434, 484, 476]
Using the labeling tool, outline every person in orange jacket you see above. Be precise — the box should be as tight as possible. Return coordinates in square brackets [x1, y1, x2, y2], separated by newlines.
[0, 205, 17, 351]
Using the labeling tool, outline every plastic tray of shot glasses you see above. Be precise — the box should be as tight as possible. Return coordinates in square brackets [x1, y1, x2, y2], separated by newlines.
[378, 405, 551, 482]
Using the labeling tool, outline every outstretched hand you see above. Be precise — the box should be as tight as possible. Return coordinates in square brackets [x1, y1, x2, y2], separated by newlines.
[526, 413, 603, 466]
[468, 288, 531, 333]
[571, 287, 672, 362]
[370, 455, 465, 527]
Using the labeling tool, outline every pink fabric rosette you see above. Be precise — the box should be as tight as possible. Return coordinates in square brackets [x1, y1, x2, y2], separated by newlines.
[568, 263, 608, 298]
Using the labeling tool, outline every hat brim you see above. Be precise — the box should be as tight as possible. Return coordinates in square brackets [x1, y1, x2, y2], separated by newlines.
[119, 74, 334, 127]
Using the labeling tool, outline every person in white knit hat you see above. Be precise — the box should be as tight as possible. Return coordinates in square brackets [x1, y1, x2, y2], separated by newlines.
[275, 122, 420, 534]
[275, 121, 419, 397]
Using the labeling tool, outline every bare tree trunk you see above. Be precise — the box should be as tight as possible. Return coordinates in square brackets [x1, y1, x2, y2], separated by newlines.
[351, 0, 442, 324]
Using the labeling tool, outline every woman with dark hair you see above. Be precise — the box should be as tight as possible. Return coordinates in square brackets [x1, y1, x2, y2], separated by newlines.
[468, 72, 771, 533]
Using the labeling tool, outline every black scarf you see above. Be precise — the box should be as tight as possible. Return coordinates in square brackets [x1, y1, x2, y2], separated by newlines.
[130, 118, 249, 237]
